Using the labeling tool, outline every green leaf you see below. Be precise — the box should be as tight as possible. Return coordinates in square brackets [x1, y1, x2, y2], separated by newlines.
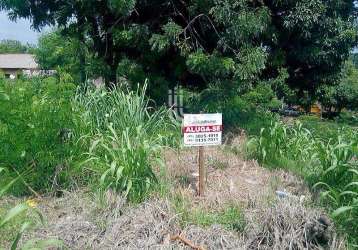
[340, 191, 358, 197]
[11, 221, 32, 250]
[0, 176, 20, 198]
[100, 169, 111, 185]
[332, 206, 355, 217]
[348, 169, 358, 176]
[0, 204, 29, 228]
[125, 179, 132, 197]
[344, 182, 358, 190]
[0, 92, 10, 101]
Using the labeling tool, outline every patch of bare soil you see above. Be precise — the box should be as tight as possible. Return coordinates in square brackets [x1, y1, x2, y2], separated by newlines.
[163, 143, 308, 209]
[16, 137, 345, 249]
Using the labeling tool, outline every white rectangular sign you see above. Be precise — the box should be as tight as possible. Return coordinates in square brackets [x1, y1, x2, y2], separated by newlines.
[183, 113, 222, 146]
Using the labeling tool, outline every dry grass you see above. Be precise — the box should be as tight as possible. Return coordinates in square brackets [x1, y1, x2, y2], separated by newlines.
[162, 144, 309, 210]
[2, 137, 347, 249]
[16, 191, 345, 249]
[245, 197, 346, 249]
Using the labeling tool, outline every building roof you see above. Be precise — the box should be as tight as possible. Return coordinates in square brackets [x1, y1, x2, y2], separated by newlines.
[0, 54, 38, 69]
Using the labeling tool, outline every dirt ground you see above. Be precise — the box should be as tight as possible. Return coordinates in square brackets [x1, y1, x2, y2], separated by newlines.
[3, 136, 346, 249]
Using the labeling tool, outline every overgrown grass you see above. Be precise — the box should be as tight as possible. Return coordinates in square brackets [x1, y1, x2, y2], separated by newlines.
[0, 76, 179, 201]
[248, 121, 358, 245]
[0, 77, 84, 195]
[75, 83, 179, 201]
[300, 115, 351, 141]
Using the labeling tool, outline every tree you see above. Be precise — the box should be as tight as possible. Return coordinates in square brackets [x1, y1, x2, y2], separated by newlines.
[263, 0, 358, 101]
[0, 39, 34, 53]
[318, 60, 358, 113]
[36, 30, 109, 85]
[36, 31, 84, 83]
[1, 0, 356, 101]
[350, 52, 358, 68]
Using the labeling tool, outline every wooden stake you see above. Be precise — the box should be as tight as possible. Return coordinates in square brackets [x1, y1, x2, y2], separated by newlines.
[198, 146, 205, 196]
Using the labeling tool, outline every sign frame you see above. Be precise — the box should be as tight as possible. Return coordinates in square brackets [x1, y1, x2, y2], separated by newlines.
[182, 113, 222, 147]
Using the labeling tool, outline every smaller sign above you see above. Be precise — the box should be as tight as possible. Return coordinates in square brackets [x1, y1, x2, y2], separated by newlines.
[183, 113, 222, 147]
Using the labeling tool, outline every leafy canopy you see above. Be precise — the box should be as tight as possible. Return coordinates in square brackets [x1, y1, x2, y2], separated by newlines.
[1, 0, 357, 104]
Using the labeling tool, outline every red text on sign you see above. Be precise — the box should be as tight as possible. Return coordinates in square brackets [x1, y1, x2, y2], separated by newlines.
[182, 125, 222, 133]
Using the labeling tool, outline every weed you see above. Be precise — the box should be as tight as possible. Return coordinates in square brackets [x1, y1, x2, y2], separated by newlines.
[172, 193, 245, 232]
[0, 167, 62, 249]
[248, 121, 358, 245]
[79, 82, 179, 202]
[0, 77, 83, 194]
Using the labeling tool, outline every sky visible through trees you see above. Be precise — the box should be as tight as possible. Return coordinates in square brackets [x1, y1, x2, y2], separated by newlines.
[0, 10, 48, 44]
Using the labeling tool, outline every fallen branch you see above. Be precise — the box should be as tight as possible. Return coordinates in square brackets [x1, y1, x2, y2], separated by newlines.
[171, 233, 206, 250]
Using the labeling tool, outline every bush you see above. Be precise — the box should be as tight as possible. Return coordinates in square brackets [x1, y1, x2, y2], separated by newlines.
[0, 77, 81, 194]
[336, 111, 358, 126]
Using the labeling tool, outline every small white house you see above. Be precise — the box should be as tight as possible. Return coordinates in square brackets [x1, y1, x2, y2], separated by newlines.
[0, 54, 39, 79]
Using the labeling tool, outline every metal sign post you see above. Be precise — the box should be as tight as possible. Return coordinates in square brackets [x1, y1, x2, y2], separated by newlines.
[183, 113, 222, 196]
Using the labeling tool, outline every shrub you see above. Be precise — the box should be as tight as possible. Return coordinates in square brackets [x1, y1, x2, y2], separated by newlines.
[0, 77, 80, 194]
[183, 86, 278, 135]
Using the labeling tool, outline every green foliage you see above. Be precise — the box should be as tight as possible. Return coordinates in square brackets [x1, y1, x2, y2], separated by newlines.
[76, 83, 179, 201]
[0, 39, 34, 54]
[248, 121, 358, 244]
[2, 0, 356, 104]
[87, 126, 160, 202]
[173, 194, 245, 232]
[186, 51, 236, 80]
[336, 111, 358, 126]
[36, 31, 79, 70]
[350, 53, 358, 69]
[0, 0, 357, 102]
[242, 83, 282, 110]
[36, 30, 105, 84]
[299, 115, 343, 140]
[184, 84, 279, 134]
[0, 77, 81, 194]
[0, 168, 62, 249]
[318, 60, 358, 112]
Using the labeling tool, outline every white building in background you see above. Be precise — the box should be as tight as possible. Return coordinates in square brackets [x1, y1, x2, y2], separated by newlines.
[0, 54, 38, 78]
[0, 54, 55, 79]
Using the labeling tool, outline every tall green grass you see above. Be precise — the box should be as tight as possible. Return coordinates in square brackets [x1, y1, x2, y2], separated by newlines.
[248, 121, 358, 245]
[75, 82, 179, 201]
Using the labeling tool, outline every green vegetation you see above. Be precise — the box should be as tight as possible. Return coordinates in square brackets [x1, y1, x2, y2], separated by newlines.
[0, 168, 62, 250]
[1, 0, 358, 248]
[76, 83, 179, 201]
[248, 121, 358, 244]
[0, 77, 82, 195]
[2, 0, 356, 109]
[0, 39, 34, 54]
[0, 76, 178, 200]
[318, 61, 358, 114]
[0, 76, 180, 247]
[173, 194, 245, 232]
[183, 84, 280, 134]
